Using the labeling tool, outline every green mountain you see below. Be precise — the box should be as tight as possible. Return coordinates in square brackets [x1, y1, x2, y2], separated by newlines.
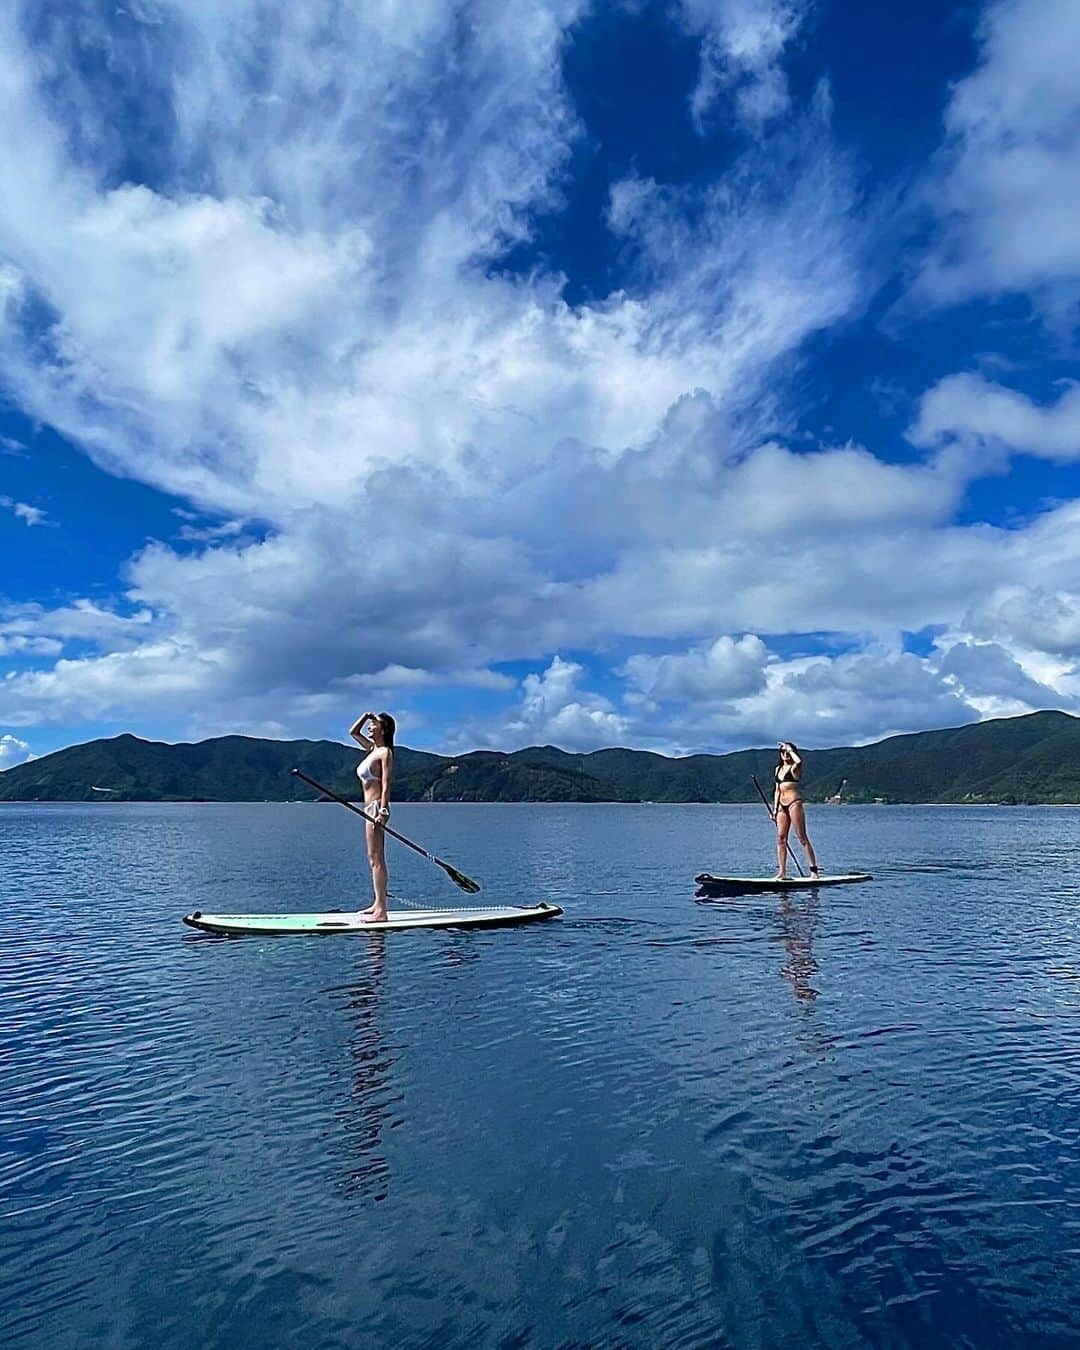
[1, 711, 1078, 804]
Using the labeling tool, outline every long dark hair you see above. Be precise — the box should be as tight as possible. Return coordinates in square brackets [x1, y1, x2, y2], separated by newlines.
[376, 712, 396, 749]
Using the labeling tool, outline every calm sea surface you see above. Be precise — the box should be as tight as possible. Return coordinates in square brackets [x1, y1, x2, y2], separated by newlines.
[2, 802, 1079, 1348]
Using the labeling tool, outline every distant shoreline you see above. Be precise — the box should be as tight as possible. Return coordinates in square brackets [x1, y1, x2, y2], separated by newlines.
[3, 712, 1078, 806]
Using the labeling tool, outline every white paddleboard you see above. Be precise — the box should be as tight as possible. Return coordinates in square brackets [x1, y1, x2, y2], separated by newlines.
[182, 903, 562, 934]
[695, 873, 872, 895]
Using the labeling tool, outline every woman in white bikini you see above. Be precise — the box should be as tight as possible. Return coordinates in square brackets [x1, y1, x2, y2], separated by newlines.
[773, 741, 819, 881]
[348, 711, 396, 922]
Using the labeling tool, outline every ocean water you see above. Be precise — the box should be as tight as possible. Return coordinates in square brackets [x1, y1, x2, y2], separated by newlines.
[2, 801, 1079, 1349]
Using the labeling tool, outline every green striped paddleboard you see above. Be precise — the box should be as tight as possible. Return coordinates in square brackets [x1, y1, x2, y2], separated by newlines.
[183, 903, 563, 935]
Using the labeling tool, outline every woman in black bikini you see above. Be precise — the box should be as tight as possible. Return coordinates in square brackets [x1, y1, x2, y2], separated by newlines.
[773, 741, 819, 880]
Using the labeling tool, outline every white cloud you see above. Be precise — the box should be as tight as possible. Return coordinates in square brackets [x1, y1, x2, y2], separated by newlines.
[758, 648, 978, 745]
[910, 373, 1080, 463]
[0, 435, 27, 455]
[486, 627, 1074, 756]
[473, 655, 629, 751]
[0, 1, 863, 533]
[451, 634, 1062, 758]
[0, 0, 882, 740]
[0, 1, 587, 513]
[915, 0, 1080, 317]
[4, 442, 1078, 741]
[624, 634, 769, 703]
[0, 635, 62, 657]
[0, 495, 48, 526]
[0, 732, 33, 767]
[0, 640, 226, 728]
[0, 599, 153, 647]
[612, 634, 1074, 753]
[615, 644, 979, 751]
[964, 584, 1080, 658]
[937, 639, 1061, 711]
[675, 0, 809, 132]
[338, 665, 514, 693]
[0, 1, 1075, 754]
[605, 134, 861, 405]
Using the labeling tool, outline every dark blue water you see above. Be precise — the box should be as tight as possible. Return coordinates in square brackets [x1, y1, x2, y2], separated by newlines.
[2, 803, 1079, 1348]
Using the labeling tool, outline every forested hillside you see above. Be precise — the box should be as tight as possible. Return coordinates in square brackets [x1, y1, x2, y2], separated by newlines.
[1, 712, 1077, 804]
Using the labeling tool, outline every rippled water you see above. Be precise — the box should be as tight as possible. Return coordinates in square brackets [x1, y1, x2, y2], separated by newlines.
[2, 802, 1079, 1348]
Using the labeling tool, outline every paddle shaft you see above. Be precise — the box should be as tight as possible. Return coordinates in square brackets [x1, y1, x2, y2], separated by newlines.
[292, 766, 438, 854]
[290, 768, 480, 892]
[752, 773, 805, 877]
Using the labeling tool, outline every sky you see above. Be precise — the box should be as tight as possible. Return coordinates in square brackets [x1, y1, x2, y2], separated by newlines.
[1, 0, 1079, 765]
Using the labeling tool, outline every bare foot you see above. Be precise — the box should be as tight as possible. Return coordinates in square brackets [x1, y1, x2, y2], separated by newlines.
[773, 872, 788, 881]
[358, 910, 387, 924]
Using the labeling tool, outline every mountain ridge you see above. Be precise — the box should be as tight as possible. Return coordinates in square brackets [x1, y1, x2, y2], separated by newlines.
[1, 710, 1078, 804]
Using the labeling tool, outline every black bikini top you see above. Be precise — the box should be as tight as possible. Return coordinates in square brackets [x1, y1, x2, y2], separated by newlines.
[776, 766, 798, 784]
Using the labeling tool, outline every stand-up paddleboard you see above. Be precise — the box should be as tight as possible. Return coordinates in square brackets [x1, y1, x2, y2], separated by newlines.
[695, 873, 872, 896]
[183, 903, 563, 935]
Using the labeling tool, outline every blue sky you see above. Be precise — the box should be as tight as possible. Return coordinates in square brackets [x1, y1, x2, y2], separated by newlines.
[1, 0, 1079, 766]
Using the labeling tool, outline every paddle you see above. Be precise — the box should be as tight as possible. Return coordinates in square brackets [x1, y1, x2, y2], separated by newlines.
[290, 768, 481, 894]
[751, 773, 805, 878]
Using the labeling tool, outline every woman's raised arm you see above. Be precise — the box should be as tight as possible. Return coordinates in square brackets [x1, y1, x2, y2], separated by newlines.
[349, 712, 375, 751]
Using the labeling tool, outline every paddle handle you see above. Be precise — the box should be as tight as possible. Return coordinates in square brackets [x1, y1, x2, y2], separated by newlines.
[290, 767, 429, 859]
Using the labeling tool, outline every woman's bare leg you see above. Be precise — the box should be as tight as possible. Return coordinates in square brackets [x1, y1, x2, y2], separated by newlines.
[360, 822, 389, 922]
[775, 808, 791, 878]
[790, 802, 819, 875]
[359, 820, 376, 913]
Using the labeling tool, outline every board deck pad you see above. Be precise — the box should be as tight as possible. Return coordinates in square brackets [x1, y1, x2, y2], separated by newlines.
[182, 903, 562, 934]
[695, 873, 872, 895]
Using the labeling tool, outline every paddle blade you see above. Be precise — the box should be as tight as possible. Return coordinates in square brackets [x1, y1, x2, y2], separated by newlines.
[438, 859, 481, 894]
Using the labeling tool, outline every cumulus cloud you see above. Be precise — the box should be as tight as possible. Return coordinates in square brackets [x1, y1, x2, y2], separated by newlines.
[910, 373, 1080, 463]
[624, 634, 769, 704]
[767, 648, 977, 744]
[0, 732, 33, 767]
[441, 643, 973, 757]
[937, 639, 1061, 713]
[610, 635, 1075, 754]
[915, 0, 1080, 318]
[472, 655, 629, 751]
[965, 584, 1080, 658]
[622, 644, 979, 751]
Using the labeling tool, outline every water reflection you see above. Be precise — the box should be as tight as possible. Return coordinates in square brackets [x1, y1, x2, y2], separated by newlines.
[694, 885, 822, 1009]
[335, 936, 400, 1202]
[776, 893, 820, 1008]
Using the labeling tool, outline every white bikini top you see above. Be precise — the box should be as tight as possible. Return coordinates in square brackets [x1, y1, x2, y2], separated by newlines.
[357, 749, 382, 783]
